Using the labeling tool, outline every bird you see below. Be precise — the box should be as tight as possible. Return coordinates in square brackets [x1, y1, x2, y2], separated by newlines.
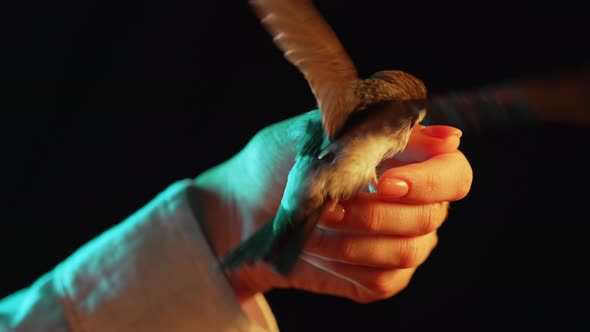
[219, 0, 590, 276]
[219, 0, 432, 276]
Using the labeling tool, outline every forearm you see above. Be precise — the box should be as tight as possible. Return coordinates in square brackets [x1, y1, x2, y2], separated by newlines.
[0, 180, 278, 332]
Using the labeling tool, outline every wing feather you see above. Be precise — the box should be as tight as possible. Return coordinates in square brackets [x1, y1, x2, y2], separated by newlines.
[250, 0, 361, 138]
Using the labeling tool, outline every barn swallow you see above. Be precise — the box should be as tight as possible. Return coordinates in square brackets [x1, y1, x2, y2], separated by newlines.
[219, 0, 590, 275]
[219, 0, 432, 275]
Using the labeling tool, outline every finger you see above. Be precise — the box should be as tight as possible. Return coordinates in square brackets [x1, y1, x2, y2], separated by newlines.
[304, 229, 438, 268]
[321, 199, 449, 235]
[378, 150, 473, 203]
[376, 124, 463, 179]
[292, 254, 418, 303]
[397, 124, 463, 163]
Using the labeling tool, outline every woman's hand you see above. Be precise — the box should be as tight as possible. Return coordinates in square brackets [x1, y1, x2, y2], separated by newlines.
[192, 110, 473, 303]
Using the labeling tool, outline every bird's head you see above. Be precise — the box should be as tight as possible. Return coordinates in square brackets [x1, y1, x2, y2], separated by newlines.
[371, 70, 428, 100]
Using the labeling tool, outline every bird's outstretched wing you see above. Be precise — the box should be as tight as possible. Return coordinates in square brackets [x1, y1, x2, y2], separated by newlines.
[405, 66, 590, 133]
[249, 0, 360, 139]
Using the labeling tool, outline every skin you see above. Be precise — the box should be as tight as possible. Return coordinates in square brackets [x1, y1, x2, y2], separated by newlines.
[191, 109, 472, 307]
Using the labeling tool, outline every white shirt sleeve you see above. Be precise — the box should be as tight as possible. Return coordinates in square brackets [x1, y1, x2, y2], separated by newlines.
[0, 179, 279, 332]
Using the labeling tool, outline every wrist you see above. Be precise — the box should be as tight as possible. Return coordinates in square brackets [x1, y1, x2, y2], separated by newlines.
[187, 171, 234, 257]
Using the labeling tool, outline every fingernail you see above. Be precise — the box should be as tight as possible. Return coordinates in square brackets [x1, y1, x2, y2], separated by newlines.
[378, 178, 409, 197]
[323, 204, 345, 223]
[422, 125, 463, 138]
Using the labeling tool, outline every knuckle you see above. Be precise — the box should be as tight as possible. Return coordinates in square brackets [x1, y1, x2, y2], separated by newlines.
[364, 203, 382, 232]
[421, 172, 438, 201]
[397, 239, 422, 268]
[367, 275, 395, 300]
[340, 238, 357, 261]
[418, 202, 448, 233]
[364, 272, 405, 300]
[418, 206, 437, 234]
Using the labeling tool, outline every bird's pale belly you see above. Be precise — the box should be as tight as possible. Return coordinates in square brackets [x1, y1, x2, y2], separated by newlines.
[310, 132, 406, 203]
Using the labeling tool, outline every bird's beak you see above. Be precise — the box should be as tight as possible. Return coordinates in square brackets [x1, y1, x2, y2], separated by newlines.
[415, 108, 427, 124]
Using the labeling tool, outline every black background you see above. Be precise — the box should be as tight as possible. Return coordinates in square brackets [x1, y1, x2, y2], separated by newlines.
[2, 1, 589, 331]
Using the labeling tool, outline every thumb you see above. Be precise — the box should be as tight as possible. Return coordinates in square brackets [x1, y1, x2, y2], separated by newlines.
[396, 124, 463, 163]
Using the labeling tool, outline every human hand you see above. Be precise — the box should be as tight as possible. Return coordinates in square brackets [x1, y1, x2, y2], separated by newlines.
[191, 110, 472, 303]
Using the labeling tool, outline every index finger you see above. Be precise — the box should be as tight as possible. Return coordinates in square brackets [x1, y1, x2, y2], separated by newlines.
[378, 149, 473, 203]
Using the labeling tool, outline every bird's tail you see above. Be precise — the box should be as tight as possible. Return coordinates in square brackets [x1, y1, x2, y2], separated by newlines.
[219, 208, 323, 276]
[218, 220, 277, 273]
[266, 209, 323, 275]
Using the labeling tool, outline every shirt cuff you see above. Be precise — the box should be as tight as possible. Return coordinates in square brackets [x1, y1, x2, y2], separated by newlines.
[54, 179, 279, 332]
